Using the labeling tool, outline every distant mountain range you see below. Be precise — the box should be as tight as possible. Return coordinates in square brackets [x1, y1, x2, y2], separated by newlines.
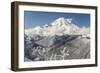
[24, 17, 90, 61]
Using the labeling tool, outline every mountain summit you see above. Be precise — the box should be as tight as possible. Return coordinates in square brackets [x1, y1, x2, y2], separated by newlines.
[51, 17, 72, 26]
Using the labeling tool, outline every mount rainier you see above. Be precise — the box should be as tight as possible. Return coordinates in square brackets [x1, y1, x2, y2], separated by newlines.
[25, 17, 90, 37]
[24, 17, 90, 61]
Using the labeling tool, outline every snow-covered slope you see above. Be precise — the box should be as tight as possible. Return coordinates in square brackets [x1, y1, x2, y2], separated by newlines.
[25, 17, 90, 37]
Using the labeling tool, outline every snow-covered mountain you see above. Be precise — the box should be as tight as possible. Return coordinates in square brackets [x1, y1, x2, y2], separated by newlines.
[24, 17, 90, 61]
[25, 17, 90, 37]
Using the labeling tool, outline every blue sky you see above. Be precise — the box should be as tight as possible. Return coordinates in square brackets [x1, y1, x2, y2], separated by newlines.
[24, 11, 90, 29]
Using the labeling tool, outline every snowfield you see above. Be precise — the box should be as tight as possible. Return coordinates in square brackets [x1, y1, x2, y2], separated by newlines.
[24, 17, 90, 61]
